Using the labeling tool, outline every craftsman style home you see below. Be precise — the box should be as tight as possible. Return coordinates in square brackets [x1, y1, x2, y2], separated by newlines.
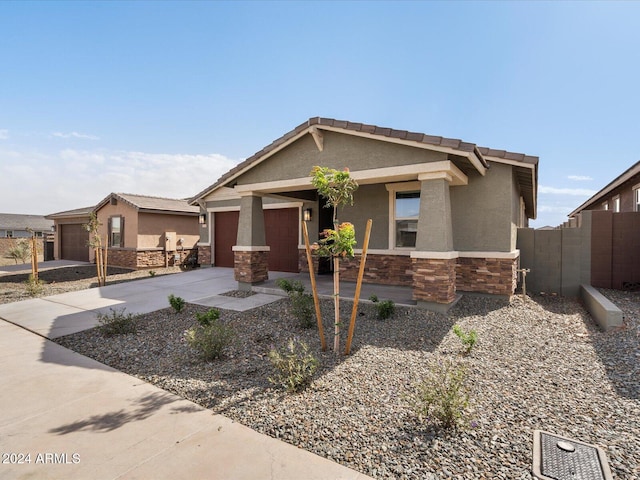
[191, 117, 538, 307]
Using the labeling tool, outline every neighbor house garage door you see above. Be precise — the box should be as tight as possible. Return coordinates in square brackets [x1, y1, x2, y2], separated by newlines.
[60, 224, 90, 262]
[213, 208, 299, 272]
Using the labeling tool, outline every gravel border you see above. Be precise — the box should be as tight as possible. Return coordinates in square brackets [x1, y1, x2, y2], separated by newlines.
[55, 290, 639, 479]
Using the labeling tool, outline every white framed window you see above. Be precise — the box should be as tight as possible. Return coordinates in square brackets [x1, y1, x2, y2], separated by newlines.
[387, 182, 421, 249]
[634, 185, 640, 212]
[602, 201, 609, 211]
[108, 216, 124, 247]
[613, 196, 621, 213]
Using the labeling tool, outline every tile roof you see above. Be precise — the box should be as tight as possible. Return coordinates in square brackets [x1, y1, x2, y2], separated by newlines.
[0, 213, 54, 231]
[191, 117, 538, 203]
[95, 193, 199, 214]
[46, 206, 95, 219]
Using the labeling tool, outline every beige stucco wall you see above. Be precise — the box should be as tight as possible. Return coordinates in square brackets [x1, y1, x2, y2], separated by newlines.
[340, 184, 390, 249]
[96, 202, 138, 249]
[236, 132, 448, 185]
[137, 212, 199, 249]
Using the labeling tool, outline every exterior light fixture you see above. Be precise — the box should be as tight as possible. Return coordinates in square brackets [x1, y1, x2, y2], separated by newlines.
[303, 208, 312, 222]
[199, 213, 207, 226]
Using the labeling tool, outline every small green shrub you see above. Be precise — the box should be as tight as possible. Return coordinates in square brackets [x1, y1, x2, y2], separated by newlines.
[409, 358, 469, 429]
[148, 270, 156, 277]
[97, 308, 138, 336]
[276, 278, 305, 294]
[268, 338, 319, 393]
[6, 240, 31, 264]
[25, 274, 45, 296]
[185, 308, 234, 361]
[369, 295, 395, 320]
[452, 324, 478, 355]
[168, 294, 186, 313]
[277, 279, 315, 328]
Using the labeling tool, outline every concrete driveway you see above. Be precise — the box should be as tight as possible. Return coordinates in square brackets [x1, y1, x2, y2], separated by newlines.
[0, 267, 371, 480]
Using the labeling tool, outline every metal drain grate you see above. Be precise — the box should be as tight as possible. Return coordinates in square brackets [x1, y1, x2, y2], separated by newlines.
[532, 430, 613, 480]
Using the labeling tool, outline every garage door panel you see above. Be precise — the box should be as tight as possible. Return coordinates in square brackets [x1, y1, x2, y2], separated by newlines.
[265, 208, 299, 273]
[214, 211, 239, 268]
[213, 208, 299, 273]
[60, 224, 90, 262]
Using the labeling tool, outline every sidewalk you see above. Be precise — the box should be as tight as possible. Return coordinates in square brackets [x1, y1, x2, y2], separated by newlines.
[0, 267, 371, 480]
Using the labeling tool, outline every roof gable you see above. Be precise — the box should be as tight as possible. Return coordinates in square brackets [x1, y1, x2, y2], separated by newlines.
[191, 117, 539, 218]
[95, 193, 199, 215]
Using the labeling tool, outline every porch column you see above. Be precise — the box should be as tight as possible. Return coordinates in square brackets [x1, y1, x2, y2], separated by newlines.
[411, 175, 458, 306]
[233, 193, 270, 290]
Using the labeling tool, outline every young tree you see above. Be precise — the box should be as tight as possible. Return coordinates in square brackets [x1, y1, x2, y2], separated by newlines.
[310, 166, 359, 353]
[84, 212, 107, 286]
[5, 240, 31, 264]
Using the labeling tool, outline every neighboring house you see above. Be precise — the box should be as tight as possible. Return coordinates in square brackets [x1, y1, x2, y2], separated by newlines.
[0, 213, 53, 238]
[569, 160, 640, 218]
[92, 193, 200, 269]
[191, 117, 538, 307]
[46, 206, 94, 262]
[0, 213, 54, 263]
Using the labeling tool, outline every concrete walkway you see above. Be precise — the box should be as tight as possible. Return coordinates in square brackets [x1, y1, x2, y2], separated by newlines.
[0, 267, 371, 480]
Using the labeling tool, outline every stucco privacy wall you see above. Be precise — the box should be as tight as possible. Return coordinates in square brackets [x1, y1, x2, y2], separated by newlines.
[236, 131, 448, 186]
[517, 212, 592, 297]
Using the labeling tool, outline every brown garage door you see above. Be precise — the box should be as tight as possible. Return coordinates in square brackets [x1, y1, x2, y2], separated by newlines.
[265, 208, 299, 273]
[214, 211, 239, 268]
[214, 208, 299, 273]
[60, 224, 90, 261]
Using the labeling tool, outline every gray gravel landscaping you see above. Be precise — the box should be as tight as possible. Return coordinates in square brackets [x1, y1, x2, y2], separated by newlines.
[56, 289, 640, 479]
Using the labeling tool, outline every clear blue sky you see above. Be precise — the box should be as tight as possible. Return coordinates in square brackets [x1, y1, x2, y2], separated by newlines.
[1, 1, 639, 227]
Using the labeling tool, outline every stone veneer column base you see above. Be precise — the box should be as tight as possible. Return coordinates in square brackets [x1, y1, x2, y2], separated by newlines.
[412, 257, 457, 304]
[197, 245, 212, 267]
[234, 250, 269, 284]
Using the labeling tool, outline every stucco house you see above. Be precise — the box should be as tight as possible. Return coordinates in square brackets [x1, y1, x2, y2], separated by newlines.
[0, 213, 53, 238]
[93, 193, 200, 269]
[0, 213, 54, 263]
[47, 194, 200, 269]
[191, 117, 538, 308]
[569, 160, 640, 218]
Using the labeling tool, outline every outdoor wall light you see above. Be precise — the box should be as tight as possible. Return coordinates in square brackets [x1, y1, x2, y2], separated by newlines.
[199, 213, 207, 226]
[303, 208, 312, 222]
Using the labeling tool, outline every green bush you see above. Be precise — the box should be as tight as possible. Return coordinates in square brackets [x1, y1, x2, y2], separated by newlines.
[452, 324, 478, 355]
[185, 308, 235, 361]
[277, 279, 315, 328]
[268, 338, 319, 393]
[97, 308, 138, 336]
[369, 294, 395, 320]
[25, 274, 45, 297]
[409, 358, 469, 429]
[148, 270, 156, 277]
[276, 278, 305, 294]
[6, 240, 31, 264]
[168, 294, 186, 313]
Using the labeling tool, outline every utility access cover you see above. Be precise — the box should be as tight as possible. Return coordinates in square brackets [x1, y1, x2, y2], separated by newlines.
[532, 430, 613, 480]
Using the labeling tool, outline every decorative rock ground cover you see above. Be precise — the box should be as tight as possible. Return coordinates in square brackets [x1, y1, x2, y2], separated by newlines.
[56, 290, 639, 479]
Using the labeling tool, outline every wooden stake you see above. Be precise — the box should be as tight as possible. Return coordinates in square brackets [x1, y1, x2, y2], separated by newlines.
[333, 255, 340, 353]
[103, 245, 108, 286]
[96, 247, 102, 286]
[345, 219, 372, 355]
[302, 221, 326, 351]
